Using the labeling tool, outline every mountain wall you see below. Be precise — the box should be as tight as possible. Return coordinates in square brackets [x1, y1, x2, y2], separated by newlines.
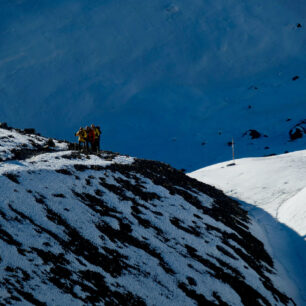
[1, 1, 306, 169]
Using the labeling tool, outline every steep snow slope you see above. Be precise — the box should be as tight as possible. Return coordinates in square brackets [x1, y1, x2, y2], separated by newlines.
[190, 151, 306, 305]
[0, 128, 295, 305]
[1, 0, 306, 170]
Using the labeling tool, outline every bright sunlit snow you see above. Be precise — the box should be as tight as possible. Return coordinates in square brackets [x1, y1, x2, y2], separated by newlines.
[190, 150, 306, 305]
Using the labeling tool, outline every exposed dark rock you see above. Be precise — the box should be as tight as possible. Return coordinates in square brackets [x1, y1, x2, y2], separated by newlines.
[8, 145, 60, 162]
[34, 195, 46, 204]
[0, 122, 8, 129]
[10, 148, 42, 161]
[289, 120, 306, 140]
[178, 282, 221, 305]
[62, 152, 83, 160]
[45, 138, 55, 148]
[170, 217, 202, 237]
[290, 127, 303, 140]
[243, 129, 261, 139]
[23, 128, 36, 135]
[3, 173, 20, 184]
[52, 193, 66, 198]
[14, 289, 46, 306]
[55, 168, 73, 176]
[186, 276, 197, 286]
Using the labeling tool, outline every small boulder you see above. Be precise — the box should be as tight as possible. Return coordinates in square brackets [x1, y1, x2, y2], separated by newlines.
[289, 120, 306, 140]
[243, 129, 261, 139]
[0, 122, 8, 129]
[45, 138, 55, 148]
[23, 128, 36, 135]
[289, 126, 304, 140]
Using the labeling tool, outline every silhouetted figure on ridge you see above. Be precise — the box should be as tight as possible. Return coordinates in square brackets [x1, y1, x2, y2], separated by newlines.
[91, 124, 101, 152]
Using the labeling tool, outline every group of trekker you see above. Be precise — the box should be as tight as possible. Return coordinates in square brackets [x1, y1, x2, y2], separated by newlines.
[75, 124, 101, 152]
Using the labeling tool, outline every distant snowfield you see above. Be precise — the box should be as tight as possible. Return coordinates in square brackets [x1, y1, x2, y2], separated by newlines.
[190, 150, 306, 305]
[190, 150, 306, 237]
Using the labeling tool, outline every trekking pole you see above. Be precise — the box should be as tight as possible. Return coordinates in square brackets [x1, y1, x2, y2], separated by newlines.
[232, 137, 235, 164]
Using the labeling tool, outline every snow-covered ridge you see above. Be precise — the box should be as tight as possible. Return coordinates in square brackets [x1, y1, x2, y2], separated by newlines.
[0, 128, 295, 305]
[189, 151, 306, 305]
[0, 124, 68, 162]
[189, 150, 306, 239]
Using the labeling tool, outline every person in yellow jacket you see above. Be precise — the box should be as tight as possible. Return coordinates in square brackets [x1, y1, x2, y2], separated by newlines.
[75, 127, 87, 150]
[91, 124, 101, 152]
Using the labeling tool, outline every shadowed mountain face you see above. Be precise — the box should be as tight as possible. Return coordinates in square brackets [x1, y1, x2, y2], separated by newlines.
[0, 127, 295, 305]
[1, 0, 306, 170]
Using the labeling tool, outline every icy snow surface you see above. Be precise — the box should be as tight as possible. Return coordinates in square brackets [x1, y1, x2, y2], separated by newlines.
[190, 150, 306, 305]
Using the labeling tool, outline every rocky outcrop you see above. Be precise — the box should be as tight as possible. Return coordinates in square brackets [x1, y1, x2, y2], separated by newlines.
[289, 120, 306, 141]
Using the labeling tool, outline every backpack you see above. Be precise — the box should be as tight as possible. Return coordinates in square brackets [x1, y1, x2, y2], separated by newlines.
[96, 126, 101, 137]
